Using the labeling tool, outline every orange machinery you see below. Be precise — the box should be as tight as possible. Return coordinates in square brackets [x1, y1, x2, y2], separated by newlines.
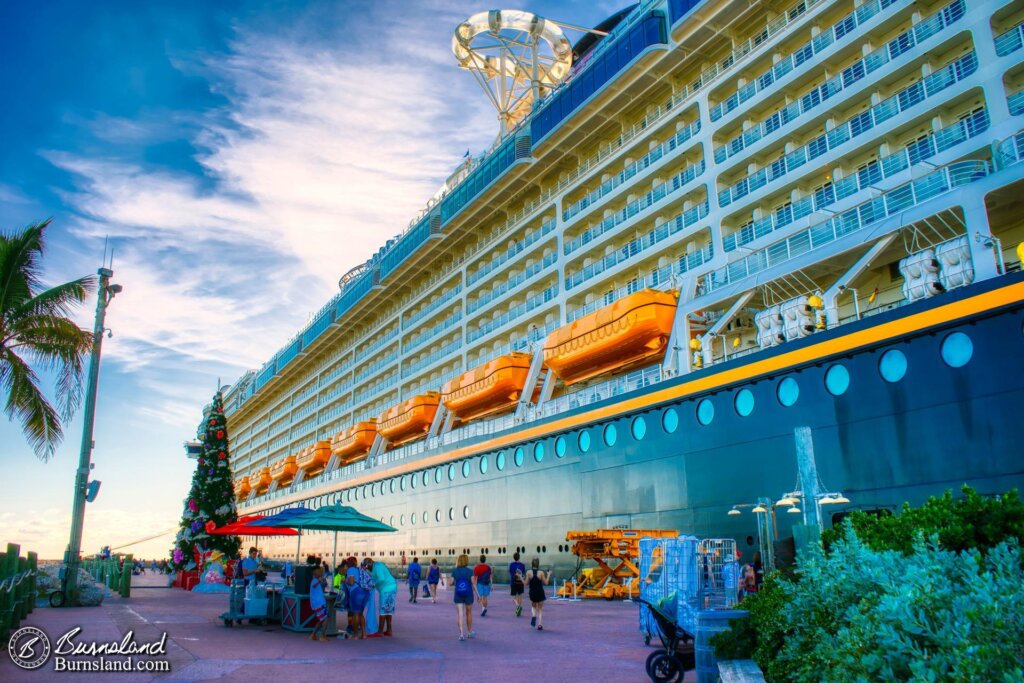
[441, 352, 533, 422]
[377, 392, 440, 447]
[269, 454, 298, 487]
[556, 529, 679, 599]
[332, 420, 378, 464]
[543, 289, 677, 385]
[296, 441, 332, 478]
[248, 467, 271, 495]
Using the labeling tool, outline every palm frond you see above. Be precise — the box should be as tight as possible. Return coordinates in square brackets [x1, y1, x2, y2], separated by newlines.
[13, 316, 93, 420]
[0, 348, 62, 460]
[12, 276, 96, 321]
[0, 220, 49, 316]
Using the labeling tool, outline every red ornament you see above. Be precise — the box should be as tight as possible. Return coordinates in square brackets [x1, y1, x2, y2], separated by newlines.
[205, 520, 216, 533]
[198, 459, 204, 466]
[216, 430, 224, 439]
[218, 453, 226, 460]
[208, 419, 216, 426]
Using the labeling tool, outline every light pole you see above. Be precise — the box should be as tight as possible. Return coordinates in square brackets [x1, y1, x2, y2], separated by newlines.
[63, 266, 122, 605]
[727, 496, 777, 573]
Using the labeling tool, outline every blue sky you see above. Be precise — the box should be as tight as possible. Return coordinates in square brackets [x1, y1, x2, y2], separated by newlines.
[0, 0, 618, 559]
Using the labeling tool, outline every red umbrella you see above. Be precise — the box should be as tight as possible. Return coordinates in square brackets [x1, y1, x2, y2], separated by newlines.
[209, 515, 299, 537]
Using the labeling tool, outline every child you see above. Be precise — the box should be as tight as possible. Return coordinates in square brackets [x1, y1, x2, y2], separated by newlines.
[309, 565, 329, 642]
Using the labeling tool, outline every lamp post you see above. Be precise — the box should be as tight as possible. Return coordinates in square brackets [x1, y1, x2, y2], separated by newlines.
[63, 266, 121, 606]
[726, 496, 777, 573]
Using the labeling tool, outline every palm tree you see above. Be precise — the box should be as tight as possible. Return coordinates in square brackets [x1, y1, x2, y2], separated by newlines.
[1, 219, 95, 460]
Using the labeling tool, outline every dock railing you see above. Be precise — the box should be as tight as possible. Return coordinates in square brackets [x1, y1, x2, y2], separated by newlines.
[0, 542, 38, 643]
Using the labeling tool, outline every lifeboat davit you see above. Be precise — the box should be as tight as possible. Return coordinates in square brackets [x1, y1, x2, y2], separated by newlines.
[269, 455, 298, 487]
[543, 289, 677, 385]
[249, 467, 271, 495]
[332, 420, 378, 464]
[296, 441, 332, 477]
[378, 393, 441, 447]
[235, 478, 251, 500]
[442, 352, 533, 422]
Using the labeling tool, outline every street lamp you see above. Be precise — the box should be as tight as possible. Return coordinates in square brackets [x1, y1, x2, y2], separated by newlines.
[63, 266, 121, 606]
[725, 496, 777, 572]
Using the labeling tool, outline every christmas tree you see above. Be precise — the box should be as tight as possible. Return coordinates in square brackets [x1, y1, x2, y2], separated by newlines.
[169, 391, 241, 571]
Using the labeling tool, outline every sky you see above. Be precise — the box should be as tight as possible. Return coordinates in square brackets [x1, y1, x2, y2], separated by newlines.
[0, 0, 619, 560]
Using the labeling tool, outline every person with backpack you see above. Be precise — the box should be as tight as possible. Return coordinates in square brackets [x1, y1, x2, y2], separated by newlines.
[407, 557, 422, 603]
[452, 554, 476, 641]
[526, 558, 548, 631]
[427, 558, 440, 603]
[473, 555, 492, 617]
[508, 551, 526, 617]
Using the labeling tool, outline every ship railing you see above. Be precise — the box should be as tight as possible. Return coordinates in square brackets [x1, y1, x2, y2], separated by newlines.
[319, 359, 354, 387]
[403, 339, 462, 379]
[469, 252, 558, 313]
[467, 286, 558, 343]
[352, 350, 399, 384]
[997, 129, 1024, 168]
[350, 374, 398, 408]
[404, 312, 463, 353]
[994, 21, 1024, 57]
[479, 320, 559, 361]
[404, 284, 462, 329]
[468, 218, 557, 286]
[406, 367, 464, 399]
[704, 159, 992, 295]
[321, 380, 353, 403]
[354, 328, 399, 364]
[539, 365, 665, 418]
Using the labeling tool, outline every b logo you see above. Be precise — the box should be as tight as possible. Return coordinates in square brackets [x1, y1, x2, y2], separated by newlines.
[7, 626, 51, 670]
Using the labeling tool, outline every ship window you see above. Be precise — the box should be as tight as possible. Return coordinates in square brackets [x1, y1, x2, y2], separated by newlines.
[411, 474, 417, 489]
[448, 507, 454, 521]
[604, 423, 618, 446]
[448, 464, 456, 481]
[423, 511, 428, 524]
[400, 514, 405, 525]
[534, 442, 545, 462]
[578, 430, 591, 453]
[879, 349, 907, 383]
[555, 436, 567, 458]
[410, 513, 416, 526]
[435, 467, 443, 484]
[480, 455, 489, 474]
[662, 408, 679, 434]
[389, 516, 394, 526]
[422, 471, 429, 487]
[401, 477, 407, 492]
[463, 505, 470, 519]
[825, 364, 850, 396]
[696, 399, 715, 425]
[435, 509, 441, 522]
[940, 332, 972, 368]
[390, 479, 395, 494]
[631, 416, 647, 440]
[496, 451, 506, 470]
[735, 389, 755, 417]
[777, 377, 799, 407]
[514, 447, 525, 467]
[462, 460, 471, 478]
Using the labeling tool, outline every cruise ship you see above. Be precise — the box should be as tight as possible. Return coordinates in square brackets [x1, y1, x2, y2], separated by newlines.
[211, 0, 1024, 573]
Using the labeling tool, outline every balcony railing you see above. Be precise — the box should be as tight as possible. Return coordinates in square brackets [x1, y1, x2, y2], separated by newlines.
[1009, 91, 1024, 116]
[402, 338, 462, 378]
[404, 311, 462, 353]
[480, 320, 559, 361]
[540, 365, 664, 417]
[354, 327, 399, 364]
[566, 200, 711, 290]
[563, 120, 702, 222]
[468, 285, 558, 343]
[468, 218, 557, 286]
[404, 285, 462, 329]
[710, 0, 905, 122]
[319, 359, 353, 387]
[706, 160, 992, 294]
[997, 129, 1024, 167]
[351, 374, 399, 410]
[352, 350, 399, 385]
[469, 252, 558, 313]
[995, 22, 1024, 57]
[406, 367, 464, 400]
[714, 1, 968, 163]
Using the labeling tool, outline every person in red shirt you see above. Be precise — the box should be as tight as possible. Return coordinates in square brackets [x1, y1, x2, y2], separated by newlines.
[472, 555, 493, 617]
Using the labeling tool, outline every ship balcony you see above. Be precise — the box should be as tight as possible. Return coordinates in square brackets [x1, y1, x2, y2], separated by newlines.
[352, 349, 399, 385]
[320, 378, 353, 403]
[713, 1, 970, 167]
[292, 401, 317, 421]
[996, 128, 1024, 166]
[994, 21, 1024, 57]
[351, 371, 399, 408]
[405, 365, 462, 399]
[468, 319, 558, 369]
[722, 106, 990, 253]
[319, 359, 353, 389]
[565, 207, 711, 293]
[1009, 89, 1024, 116]
[317, 400, 352, 428]
[468, 251, 557, 315]
[404, 283, 462, 330]
[466, 281, 559, 345]
[704, 159, 993, 296]
[561, 119, 702, 224]
[708, 0, 914, 125]
[403, 335, 461, 379]
[403, 309, 462, 353]
[467, 217, 557, 286]
[354, 326, 399, 364]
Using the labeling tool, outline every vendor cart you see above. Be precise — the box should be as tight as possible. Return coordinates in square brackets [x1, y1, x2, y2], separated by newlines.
[220, 580, 281, 627]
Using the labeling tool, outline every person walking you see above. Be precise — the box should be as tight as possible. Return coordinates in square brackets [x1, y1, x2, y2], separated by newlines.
[367, 558, 398, 637]
[508, 551, 526, 617]
[407, 557, 422, 603]
[427, 558, 440, 603]
[309, 564, 329, 642]
[473, 555, 492, 617]
[526, 559, 548, 631]
[452, 554, 475, 641]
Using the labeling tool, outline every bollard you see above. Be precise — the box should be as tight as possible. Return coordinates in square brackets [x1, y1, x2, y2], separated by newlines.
[4, 544, 20, 634]
[27, 552, 37, 615]
[119, 554, 133, 598]
[17, 556, 29, 620]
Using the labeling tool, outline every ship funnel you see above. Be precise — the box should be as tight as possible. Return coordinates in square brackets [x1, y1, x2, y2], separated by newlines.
[452, 9, 572, 136]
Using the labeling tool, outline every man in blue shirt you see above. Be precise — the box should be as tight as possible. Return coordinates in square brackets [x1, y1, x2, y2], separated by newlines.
[240, 547, 261, 586]
[407, 557, 422, 603]
[508, 551, 526, 617]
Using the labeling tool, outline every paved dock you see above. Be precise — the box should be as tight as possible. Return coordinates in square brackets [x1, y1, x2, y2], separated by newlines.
[2, 573, 695, 682]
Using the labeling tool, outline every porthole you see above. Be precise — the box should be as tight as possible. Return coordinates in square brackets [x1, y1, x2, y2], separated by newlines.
[696, 399, 715, 425]
[578, 430, 591, 453]
[448, 464, 456, 481]
[555, 436, 567, 458]
[825, 364, 850, 396]
[435, 509, 441, 522]
[448, 507, 454, 521]
[631, 416, 647, 440]
[662, 408, 679, 433]
[462, 460, 471, 478]
[410, 513, 416, 526]
[879, 348, 907, 383]
[463, 505, 470, 519]
[390, 479, 395, 494]
[411, 474, 417, 489]
[435, 467, 443, 484]
[534, 442, 545, 462]
[400, 514, 405, 525]
[389, 516, 394, 526]
[603, 423, 617, 446]
[480, 455, 489, 474]
[422, 471, 429, 487]
[496, 451, 506, 470]
[777, 377, 799, 407]
[514, 447, 524, 467]
[422, 511, 428, 524]
[400, 477, 407, 492]
[941, 331, 973, 368]
[734, 389, 755, 417]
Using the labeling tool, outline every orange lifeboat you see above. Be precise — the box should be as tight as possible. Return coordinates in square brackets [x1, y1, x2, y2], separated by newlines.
[543, 289, 677, 385]
[269, 455, 298, 487]
[249, 467, 271, 495]
[442, 353, 533, 422]
[377, 393, 441, 447]
[332, 420, 378, 464]
[235, 478, 251, 500]
[296, 441, 332, 477]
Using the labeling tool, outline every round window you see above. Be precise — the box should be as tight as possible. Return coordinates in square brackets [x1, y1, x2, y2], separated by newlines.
[662, 408, 679, 433]
[411, 474, 417, 489]
[631, 416, 647, 440]
[410, 513, 416, 525]
[578, 430, 591, 453]
[696, 399, 715, 425]
[435, 509, 441, 522]
[422, 471, 429, 486]
[825, 364, 850, 396]
[389, 479, 395, 493]
[422, 511, 428, 524]
[735, 389, 754, 417]
[480, 455, 489, 474]
[496, 451, 506, 471]
[603, 423, 617, 446]
[448, 507, 454, 521]
[777, 377, 799, 407]
[879, 349, 907, 383]
[534, 442, 545, 462]
[400, 477, 407, 491]
[514, 447, 524, 467]
[940, 331, 973, 368]
[462, 460, 471, 478]
[400, 514, 405, 526]
[435, 467, 443, 484]
[463, 505, 470, 519]
[555, 436, 567, 458]
[448, 464, 456, 481]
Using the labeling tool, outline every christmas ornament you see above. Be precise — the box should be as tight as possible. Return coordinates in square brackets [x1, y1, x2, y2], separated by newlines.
[216, 430, 224, 439]
[218, 453, 226, 460]
[205, 520, 216, 533]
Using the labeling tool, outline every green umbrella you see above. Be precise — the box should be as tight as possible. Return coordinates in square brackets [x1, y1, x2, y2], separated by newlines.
[266, 504, 397, 565]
